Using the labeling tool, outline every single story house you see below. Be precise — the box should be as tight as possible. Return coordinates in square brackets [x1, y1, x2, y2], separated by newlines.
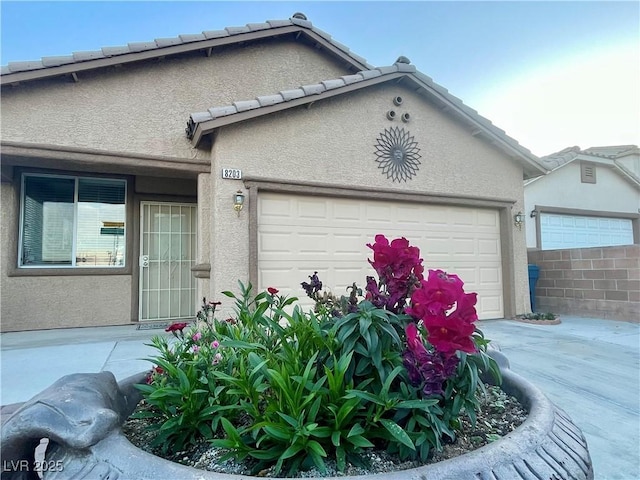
[0, 13, 546, 332]
[524, 145, 640, 250]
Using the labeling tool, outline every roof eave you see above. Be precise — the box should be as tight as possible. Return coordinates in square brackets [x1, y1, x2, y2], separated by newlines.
[0, 26, 370, 86]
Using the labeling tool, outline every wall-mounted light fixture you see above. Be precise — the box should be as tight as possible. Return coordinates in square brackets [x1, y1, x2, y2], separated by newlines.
[514, 211, 524, 230]
[530, 210, 537, 218]
[233, 190, 245, 216]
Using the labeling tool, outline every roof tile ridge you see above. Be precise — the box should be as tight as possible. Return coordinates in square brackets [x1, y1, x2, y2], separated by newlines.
[2, 15, 308, 73]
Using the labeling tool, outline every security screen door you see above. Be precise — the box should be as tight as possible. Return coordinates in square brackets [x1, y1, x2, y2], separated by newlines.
[139, 203, 197, 321]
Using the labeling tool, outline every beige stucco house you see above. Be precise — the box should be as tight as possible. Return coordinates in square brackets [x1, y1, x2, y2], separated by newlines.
[525, 145, 640, 250]
[0, 14, 547, 332]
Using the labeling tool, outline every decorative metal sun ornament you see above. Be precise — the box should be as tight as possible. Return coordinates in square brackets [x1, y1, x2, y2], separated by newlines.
[374, 126, 422, 182]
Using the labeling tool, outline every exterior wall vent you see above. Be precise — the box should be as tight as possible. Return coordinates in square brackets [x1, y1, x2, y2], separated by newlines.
[581, 162, 596, 184]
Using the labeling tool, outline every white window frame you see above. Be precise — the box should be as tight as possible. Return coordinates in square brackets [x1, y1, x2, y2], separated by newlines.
[18, 173, 127, 269]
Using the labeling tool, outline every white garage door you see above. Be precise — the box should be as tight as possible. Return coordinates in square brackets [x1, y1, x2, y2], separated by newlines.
[258, 193, 503, 319]
[540, 213, 634, 250]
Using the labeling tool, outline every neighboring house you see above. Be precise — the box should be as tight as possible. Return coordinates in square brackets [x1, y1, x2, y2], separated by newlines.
[524, 145, 640, 250]
[0, 13, 546, 332]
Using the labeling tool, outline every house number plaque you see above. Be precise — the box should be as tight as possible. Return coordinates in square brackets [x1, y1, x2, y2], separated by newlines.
[221, 168, 242, 180]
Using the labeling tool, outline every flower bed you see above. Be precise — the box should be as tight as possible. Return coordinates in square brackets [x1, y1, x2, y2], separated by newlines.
[135, 235, 503, 475]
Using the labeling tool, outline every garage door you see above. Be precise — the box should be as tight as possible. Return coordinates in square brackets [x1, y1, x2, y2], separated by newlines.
[258, 193, 503, 319]
[540, 213, 634, 250]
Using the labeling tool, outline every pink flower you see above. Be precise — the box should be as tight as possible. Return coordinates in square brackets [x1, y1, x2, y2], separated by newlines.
[192, 332, 202, 342]
[267, 287, 279, 295]
[211, 340, 219, 349]
[212, 352, 223, 365]
[191, 345, 200, 354]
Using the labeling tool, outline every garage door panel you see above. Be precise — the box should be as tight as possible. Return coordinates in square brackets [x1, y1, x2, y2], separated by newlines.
[479, 267, 501, 285]
[478, 295, 502, 318]
[477, 210, 499, 227]
[451, 237, 476, 256]
[478, 238, 500, 256]
[540, 213, 633, 249]
[258, 194, 503, 319]
[298, 233, 331, 254]
[297, 199, 328, 219]
[451, 209, 475, 226]
[365, 204, 394, 224]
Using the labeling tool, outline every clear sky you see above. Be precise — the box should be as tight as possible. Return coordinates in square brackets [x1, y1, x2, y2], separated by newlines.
[1, 1, 638, 157]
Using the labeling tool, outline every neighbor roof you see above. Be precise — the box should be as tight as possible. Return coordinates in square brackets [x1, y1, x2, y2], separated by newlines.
[186, 60, 547, 179]
[536, 145, 640, 170]
[526, 145, 640, 188]
[0, 13, 371, 85]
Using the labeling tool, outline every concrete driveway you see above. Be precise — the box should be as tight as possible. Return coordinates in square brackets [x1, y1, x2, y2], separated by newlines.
[480, 317, 639, 480]
[1, 316, 638, 479]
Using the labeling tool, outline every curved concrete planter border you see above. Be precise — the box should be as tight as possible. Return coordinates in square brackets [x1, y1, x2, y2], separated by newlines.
[2, 353, 593, 480]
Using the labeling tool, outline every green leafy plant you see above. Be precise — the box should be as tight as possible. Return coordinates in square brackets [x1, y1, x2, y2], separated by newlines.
[138, 235, 502, 473]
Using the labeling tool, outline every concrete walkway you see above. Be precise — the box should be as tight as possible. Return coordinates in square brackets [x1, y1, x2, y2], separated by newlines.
[1, 316, 638, 479]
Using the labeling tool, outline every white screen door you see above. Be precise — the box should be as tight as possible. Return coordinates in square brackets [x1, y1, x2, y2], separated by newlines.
[140, 202, 197, 321]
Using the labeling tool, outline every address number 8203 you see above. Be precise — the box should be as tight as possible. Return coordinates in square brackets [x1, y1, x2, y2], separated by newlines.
[221, 168, 242, 179]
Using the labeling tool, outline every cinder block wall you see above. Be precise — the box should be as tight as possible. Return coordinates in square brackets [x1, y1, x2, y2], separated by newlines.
[527, 245, 639, 322]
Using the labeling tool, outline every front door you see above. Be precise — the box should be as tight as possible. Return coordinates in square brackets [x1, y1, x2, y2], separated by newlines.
[139, 202, 197, 321]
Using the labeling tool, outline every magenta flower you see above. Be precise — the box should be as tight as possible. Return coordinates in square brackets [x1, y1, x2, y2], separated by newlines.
[365, 234, 424, 312]
[211, 340, 220, 349]
[165, 322, 188, 333]
[192, 332, 202, 342]
[406, 270, 464, 319]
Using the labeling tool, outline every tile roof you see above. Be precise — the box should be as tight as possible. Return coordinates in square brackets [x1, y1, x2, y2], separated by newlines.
[525, 144, 640, 188]
[187, 62, 414, 126]
[538, 145, 640, 170]
[0, 13, 372, 82]
[186, 61, 547, 178]
[582, 145, 639, 158]
[2, 12, 547, 177]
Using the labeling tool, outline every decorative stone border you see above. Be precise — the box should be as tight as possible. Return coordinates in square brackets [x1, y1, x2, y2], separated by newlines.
[513, 315, 562, 325]
[1, 352, 593, 480]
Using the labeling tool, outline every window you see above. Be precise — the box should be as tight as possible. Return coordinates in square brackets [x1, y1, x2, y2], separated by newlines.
[20, 174, 126, 268]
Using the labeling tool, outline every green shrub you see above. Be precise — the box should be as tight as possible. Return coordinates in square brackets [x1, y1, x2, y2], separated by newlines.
[138, 236, 501, 474]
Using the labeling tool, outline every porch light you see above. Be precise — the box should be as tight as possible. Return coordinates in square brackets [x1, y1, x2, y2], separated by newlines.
[233, 190, 245, 216]
[514, 211, 524, 230]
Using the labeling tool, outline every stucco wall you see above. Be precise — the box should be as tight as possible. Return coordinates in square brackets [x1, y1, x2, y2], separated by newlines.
[524, 162, 640, 248]
[0, 41, 347, 159]
[205, 82, 530, 315]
